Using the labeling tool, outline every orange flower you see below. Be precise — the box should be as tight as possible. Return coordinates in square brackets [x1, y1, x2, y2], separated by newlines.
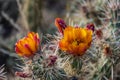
[59, 26, 92, 56]
[15, 32, 40, 57]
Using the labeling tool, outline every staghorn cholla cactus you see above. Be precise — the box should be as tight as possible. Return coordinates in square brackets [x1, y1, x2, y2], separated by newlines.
[13, 0, 120, 80]
[58, 0, 120, 79]
[54, 18, 120, 80]
[32, 50, 67, 80]
[15, 32, 67, 80]
[14, 19, 120, 80]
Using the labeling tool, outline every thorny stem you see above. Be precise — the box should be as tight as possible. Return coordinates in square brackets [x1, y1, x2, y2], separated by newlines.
[111, 65, 113, 80]
[32, 75, 35, 80]
[54, 44, 59, 55]
[31, 57, 36, 80]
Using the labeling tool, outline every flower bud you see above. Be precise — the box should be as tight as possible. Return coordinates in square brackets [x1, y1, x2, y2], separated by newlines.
[86, 23, 95, 32]
[55, 18, 67, 34]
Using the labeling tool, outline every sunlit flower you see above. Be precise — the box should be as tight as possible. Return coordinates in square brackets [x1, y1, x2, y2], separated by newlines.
[15, 32, 40, 57]
[59, 26, 92, 56]
[55, 18, 67, 34]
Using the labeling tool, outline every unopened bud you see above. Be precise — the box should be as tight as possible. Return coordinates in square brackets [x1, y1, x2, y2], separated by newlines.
[86, 23, 95, 32]
[48, 55, 57, 66]
[104, 45, 112, 56]
[55, 18, 67, 34]
[15, 71, 31, 78]
[95, 29, 103, 39]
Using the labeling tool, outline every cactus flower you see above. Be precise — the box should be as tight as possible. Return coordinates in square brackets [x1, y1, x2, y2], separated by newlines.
[15, 32, 40, 57]
[59, 26, 92, 56]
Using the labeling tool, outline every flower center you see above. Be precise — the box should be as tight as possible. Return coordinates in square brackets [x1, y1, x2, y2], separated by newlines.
[72, 39, 84, 46]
